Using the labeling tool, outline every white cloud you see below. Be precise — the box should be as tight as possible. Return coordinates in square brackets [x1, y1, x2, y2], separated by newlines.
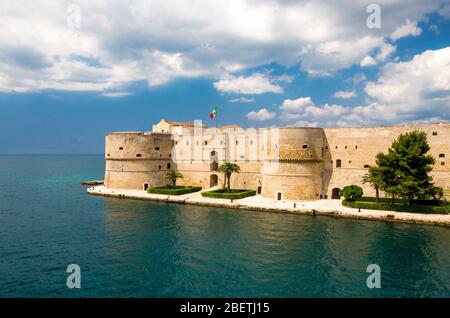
[376, 43, 396, 61]
[365, 47, 450, 107]
[101, 92, 132, 98]
[390, 20, 422, 41]
[293, 120, 319, 127]
[333, 91, 356, 99]
[213, 73, 283, 95]
[228, 97, 255, 103]
[278, 47, 450, 128]
[280, 97, 315, 113]
[246, 108, 276, 121]
[0, 1, 444, 92]
[360, 55, 377, 67]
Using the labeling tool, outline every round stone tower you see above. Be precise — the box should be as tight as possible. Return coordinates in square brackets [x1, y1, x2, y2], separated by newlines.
[104, 132, 174, 190]
[261, 127, 325, 200]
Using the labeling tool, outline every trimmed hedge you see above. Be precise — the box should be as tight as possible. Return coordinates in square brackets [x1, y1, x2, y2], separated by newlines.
[343, 200, 449, 214]
[201, 188, 256, 200]
[360, 196, 447, 206]
[147, 185, 202, 195]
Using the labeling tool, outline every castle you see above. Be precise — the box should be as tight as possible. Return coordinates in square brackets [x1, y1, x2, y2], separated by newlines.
[104, 119, 450, 201]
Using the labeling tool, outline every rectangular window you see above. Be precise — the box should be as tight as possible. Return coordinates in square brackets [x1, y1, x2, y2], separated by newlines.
[167, 163, 171, 169]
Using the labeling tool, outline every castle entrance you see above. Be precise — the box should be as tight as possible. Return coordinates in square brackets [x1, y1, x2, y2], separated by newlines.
[210, 174, 218, 187]
[332, 188, 341, 199]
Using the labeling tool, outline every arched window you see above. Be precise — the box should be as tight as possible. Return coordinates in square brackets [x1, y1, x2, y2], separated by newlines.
[136, 154, 142, 158]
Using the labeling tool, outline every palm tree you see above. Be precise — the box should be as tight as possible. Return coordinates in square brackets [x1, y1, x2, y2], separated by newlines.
[166, 170, 183, 188]
[362, 166, 382, 203]
[218, 162, 240, 193]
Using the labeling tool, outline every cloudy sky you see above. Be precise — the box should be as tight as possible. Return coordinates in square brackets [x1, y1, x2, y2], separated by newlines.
[0, 0, 449, 153]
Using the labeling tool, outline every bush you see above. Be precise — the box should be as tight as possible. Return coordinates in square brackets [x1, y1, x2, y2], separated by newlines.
[147, 185, 202, 195]
[201, 188, 256, 200]
[341, 185, 363, 202]
[343, 200, 449, 214]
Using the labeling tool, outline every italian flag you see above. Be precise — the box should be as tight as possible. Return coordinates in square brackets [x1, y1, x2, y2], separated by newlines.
[209, 107, 218, 119]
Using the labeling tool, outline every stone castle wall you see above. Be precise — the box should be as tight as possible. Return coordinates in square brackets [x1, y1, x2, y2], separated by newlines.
[104, 120, 450, 200]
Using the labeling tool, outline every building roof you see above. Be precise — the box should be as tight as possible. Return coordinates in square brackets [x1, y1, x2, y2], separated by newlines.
[162, 119, 207, 127]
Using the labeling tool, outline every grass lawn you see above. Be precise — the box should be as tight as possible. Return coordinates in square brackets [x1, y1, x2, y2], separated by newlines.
[147, 185, 202, 195]
[201, 188, 256, 200]
[343, 197, 449, 214]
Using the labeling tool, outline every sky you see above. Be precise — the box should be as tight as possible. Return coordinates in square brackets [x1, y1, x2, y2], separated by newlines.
[0, 0, 449, 154]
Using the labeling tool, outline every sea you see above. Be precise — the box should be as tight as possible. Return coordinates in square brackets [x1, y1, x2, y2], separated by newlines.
[0, 155, 449, 297]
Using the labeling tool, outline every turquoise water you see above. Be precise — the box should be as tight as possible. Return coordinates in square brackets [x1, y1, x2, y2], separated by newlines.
[0, 155, 449, 297]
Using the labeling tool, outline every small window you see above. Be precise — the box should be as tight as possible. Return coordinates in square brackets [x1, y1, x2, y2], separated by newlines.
[335, 146, 338, 149]
[433, 131, 438, 136]
[158, 165, 161, 170]
[364, 165, 369, 168]
[336, 159, 342, 168]
[119, 147, 123, 150]
[355, 146, 358, 149]
[196, 141, 199, 145]
[155, 147, 160, 151]
[240, 155, 244, 159]
[250, 140, 253, 145]
[325, 146, 328, 149]
[205, 141, 208, 145]
[302, 145, 308, 149]
[348, 160, 352, 164]
[441, 162, 445, 166]
[175, 141, 178, 145]
[167, 163, 171, 169]
[236, 140, 239, 145]
[107, 153, 110, 157]
[186, 141, 189, 146]
[439, 154, 445, 158]
[345, 146, 348, 149]
[136, 154, 142, 158]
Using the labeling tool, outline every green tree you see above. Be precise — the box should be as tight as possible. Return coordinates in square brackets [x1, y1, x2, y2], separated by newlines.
[218, 162, 241, 193]
[165, 170, 183, 188]
[375, 130, 439, 205]
[362, 166, 384, 203]
[341, 185, 363, 202]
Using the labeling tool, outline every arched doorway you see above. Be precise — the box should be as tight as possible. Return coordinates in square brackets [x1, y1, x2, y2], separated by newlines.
[332, 188, 341, 199]
[210, 174, 218, 187]
[210, 151, 218, 171]
[143, 183, 149, 191]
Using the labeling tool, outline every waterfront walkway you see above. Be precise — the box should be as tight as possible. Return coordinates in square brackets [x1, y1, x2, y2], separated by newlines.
[87, 186, 450, 228]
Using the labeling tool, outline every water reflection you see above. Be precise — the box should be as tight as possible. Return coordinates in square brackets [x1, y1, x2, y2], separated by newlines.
[102, 198, 450, 297]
